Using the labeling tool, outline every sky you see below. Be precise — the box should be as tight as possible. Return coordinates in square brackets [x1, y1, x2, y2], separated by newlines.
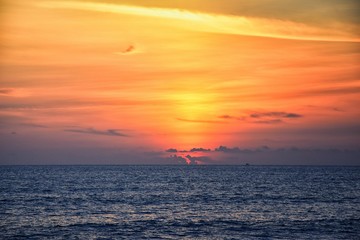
[1, 0, 360, 165]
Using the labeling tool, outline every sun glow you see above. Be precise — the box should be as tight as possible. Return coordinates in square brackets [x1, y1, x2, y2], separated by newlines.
[2, 0, 359, 165]
[162, 91, 221, 148]
[174, 92, 212, 119]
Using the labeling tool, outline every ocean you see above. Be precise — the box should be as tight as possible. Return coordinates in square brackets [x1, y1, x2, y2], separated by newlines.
[0, 165, 359, 239]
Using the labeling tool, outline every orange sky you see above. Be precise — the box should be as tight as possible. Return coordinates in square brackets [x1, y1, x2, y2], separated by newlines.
[1, 0, 359, 164]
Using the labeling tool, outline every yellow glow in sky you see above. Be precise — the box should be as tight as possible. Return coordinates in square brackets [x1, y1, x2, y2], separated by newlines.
[1, 0, 359, 164]
[38, 1, 360, 42]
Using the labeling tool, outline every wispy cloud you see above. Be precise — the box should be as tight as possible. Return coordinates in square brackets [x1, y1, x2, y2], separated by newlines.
[253, 119, 283, 124]
[176, 118, 226, 124]
[306, 86, 360, 96]
[0, 114, 48, 129]
[307, 105, 345, 112]
[250, 112, 302, 119]
[218, 111, 302, 124]
[38, 1, 360, 42]
[64, 127, 129, 137]
[0, 88, 31, 97]
[21, 123, 48, 128]
[218, 115, 244, 121]
[218, 115, 233, 119]
[0, 89, 13, 95]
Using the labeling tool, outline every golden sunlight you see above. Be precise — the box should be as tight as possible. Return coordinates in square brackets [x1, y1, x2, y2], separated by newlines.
[1, 0, 359, 165]
[164, 91, 221, 147]
[38, 1, 360, 42]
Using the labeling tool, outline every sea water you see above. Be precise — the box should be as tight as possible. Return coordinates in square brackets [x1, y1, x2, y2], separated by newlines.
[0, 165, 359, 239]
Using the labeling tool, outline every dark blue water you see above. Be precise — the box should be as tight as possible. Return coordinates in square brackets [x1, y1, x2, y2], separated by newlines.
[0, 166, 359, 239]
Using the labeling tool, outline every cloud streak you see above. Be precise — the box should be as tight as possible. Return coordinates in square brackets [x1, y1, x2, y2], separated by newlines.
[176, 118, 226, 124]
[218, 111, 302, 124]
[0, 89, 13, 95]
[0, 114, 48, 129]
[38, 1, 360, 42]
[250, 112, 302, 119]
[64, 128, 129, 137]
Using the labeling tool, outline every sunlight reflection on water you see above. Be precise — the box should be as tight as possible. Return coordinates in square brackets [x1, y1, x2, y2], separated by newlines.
[1, 165, 359, 239]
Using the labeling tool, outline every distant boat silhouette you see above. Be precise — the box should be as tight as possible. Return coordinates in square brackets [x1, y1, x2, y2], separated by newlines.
[245, 163, 250, 166]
